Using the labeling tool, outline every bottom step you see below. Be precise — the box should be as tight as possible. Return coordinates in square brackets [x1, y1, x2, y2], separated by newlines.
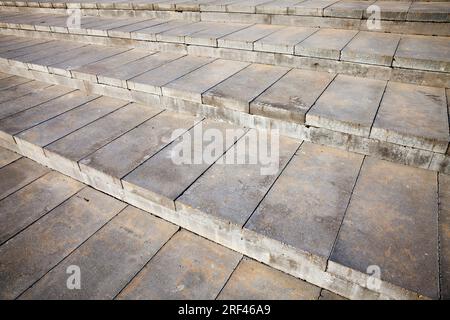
[0, 75, 446, 300]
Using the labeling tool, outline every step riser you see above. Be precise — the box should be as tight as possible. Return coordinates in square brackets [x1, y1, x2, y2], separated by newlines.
[0, 129, 424, 300]
[0, 57, 449, 176]
[0, 27, 448, 89]
[0, 4, 448, 36]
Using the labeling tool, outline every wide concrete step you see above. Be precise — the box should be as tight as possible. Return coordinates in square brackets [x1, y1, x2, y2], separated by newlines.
[0, 35, 449, 175]
[0, 148, 338, 300]
[0, 11, 449, 81]
[0, 0, 448, 36]
[0, 76, 446, 299]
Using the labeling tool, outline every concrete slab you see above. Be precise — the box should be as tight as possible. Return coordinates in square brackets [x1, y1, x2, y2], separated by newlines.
[0, 40, 56, 61]
[226, 0, 274, 13]
[218, 257, 321, 299]
[0, 147, 20, 168]
[341, 31, 401, 66]
[289, 0, 342, 16]
[250, 69, 334, 124]
[79, 110, 198, 191]
[218, 24, 283, 50]
[0, 90, 98, 139]
[255, 0, 306, 15]
[0, 85, 74, 120]
[254, 26, 317, 54]
[246, 142, 363, 262]
[362, 1, 412, 21]
[0, 156, 49, 201]
[407, 2, 450, 22]
[371, 82, 449, 153]
[324, 0, 375, 19]
[0, 187, 126, 299]
[185, 22, 250, 46]
[108, 19, 168, 38]
[127, 55, 214, 95]
[0, 75, 31, 90]
[306, 75, 386, 137]
[71, 49, 151, 82]
[122, 120, 246, 209]
[0, 171, 84, 244]
[394, 35, 450, 73]
[176, 130, 300, 226]
[20, 206, 178, 299]
[117, 230, 242, 299]
[162, 59, 249, 103]
[97, 51, 184, 88]
[202, 63, 289, 112]
[156, 21, 214, 43]
[0, 80, 51, 104]
[131, 20, 195, 41]
[200, 0, 242, 12]
[294, 28, 358, 60]
[329, 157, 439, 299]
[44, 102, 158, 164]
[439, 173, 450, 300]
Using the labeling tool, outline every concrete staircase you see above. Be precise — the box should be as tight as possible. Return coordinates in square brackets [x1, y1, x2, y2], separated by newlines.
[0, 1, 448, 300]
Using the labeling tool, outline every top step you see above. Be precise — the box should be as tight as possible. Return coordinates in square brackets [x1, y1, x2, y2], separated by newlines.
[0, 1, 449, 36]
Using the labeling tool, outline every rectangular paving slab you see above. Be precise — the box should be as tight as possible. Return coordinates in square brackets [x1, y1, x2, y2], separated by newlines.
[341, 31, 401, 66]
[253, 26, 317, 54]
[362, 1, 412, 21]
[0, 187, 126, 300]
[324, 0, 374, 19]
[185, 22, 250, 46]
[202, 63, 289, 112]
[131, 20, 195, 41]
[0, 157, 49, 201]
[0, 75, 31, 91]
[0, 147, 20, 168]
[306, 74, 386, 137]
[0, 80, 52, 104]
[162, 59, 249, 103]
[19, 206, 178, 300]
[393, 35, 450, 73]
[218, 257, 321, 299]
[250, 68, 335, 123]
[176, 130, 300, 226]
[289, 0, 340, 16]
[79, 110, 198, 191]
[26, 45, 95, 72]
[0, 171, 84, 245]
[122, 120, 246, 209]
[439, 173, 450, 300]
[294, 28, 358, 60]
[407, 1, 450, 22]
[127, 55, 214, 95]
[108, 19, 168, 38]
[97, 51, 184, 88]
[218, 24, 284, 50]
[329, 157, 438, 299]
[370, 81, 449, 153]
[245, 142, 363, 265]
[116, 230, 242, 299]
[156, 21, 215, 43]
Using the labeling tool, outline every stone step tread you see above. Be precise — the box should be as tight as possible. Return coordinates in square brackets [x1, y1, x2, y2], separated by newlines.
[1, 12, 448, 72]
[0, 80, 445, 299]
[0, 150, 338, 300]
[1, 0, 448, 23]
[1, 35, 447, 155]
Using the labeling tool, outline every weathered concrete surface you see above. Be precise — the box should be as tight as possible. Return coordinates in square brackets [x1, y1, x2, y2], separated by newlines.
[156, 21, 215, 43]
[319, 289, 347, 300]
[306, 75, 386, 137]
[393, 35, 450, 73]
[329, 157, 439, 299]
[0, 147, 20, 168]
[202, 63, 289, 112]
[117, 230, 242, 299]
[20, 206, 179, 300]
[131, 20, 195, 41]
[250, 68, 334, 123]
[324, 0, 374, 19]
[439, 173, 450, 300]
[290, 0, 340, 16]
[0, 74, 31, 90]
[218, 257, 321, 299]
[370, 82, 449, 153]
[26, 45, 95, 72]
[128, 55, 214, 95]
[162, 59, 249, 102]
[122, 120, 246, 209]
[227, 0, 276, 13]
[362, 1, 412, 21]
[0, 80, 51, 104]
[0, 157, 49, 201]
[341, 31, 400, 66]
[176, 130, 300, 226]
[253, 26, 317, 54]
[0, 187, 126, 300]
[79, 110, 197, 192]
[218, 24, 283, 50]
[0, 171, 84, 244]
[0, 90, 98, 140]
[108, 19, 168, 38]
[185, 22, 249, 46]
[0, 85, 74, 120]
[98, 51, 184, 88]
[407, 1, 450, 22]
[246, 142, 363, 262]
[294, 28, 358, 59]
